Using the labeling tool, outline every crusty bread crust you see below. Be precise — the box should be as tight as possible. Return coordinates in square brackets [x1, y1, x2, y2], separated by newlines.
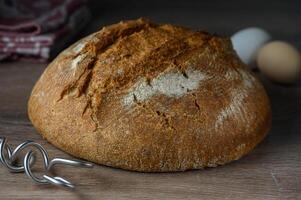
[28, 18, 271, 172]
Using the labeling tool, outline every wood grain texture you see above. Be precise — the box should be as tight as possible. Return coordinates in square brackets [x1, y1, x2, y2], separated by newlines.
[0, 0, 301, 199]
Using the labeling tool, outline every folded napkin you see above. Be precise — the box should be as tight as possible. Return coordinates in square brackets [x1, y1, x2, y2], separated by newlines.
[0, 0, 91, 61]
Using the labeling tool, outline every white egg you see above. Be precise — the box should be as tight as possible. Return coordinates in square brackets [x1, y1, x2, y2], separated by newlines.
[231, 27, 271, 66]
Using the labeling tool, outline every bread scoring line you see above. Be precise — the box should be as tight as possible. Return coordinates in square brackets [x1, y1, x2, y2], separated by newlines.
[72, 32, 99, 54]
[71, 54, 87, 70]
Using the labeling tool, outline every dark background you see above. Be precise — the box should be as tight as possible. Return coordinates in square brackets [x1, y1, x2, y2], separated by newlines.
[0, 0, 301, 199]
[86, 0, 301, 45]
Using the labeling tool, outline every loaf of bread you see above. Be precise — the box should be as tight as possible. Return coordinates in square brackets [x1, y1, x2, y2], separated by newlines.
[28, 18, 271, 172]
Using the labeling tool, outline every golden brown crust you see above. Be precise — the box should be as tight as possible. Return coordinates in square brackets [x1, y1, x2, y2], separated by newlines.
[28, 18, 271, 172]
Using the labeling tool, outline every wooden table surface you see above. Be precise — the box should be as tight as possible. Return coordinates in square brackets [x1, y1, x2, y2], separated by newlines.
[0, 0, 301, 199]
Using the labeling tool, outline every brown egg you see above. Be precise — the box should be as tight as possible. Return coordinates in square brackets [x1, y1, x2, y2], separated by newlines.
[257, 41, 301, 83]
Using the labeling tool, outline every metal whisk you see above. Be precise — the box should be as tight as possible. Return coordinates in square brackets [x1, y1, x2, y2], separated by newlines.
[0, 137, 93, 189]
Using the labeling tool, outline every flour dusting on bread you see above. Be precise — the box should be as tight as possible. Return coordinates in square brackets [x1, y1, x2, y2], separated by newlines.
[73, 42, 86, 54]
[71, 54, 86, 71]
[215, 89, 248, 129]
[215, 68, 256, 129]
[123, 68, 206, 106]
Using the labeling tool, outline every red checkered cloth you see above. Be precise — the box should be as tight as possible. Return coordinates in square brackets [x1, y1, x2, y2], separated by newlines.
[0, 0, 91, 61]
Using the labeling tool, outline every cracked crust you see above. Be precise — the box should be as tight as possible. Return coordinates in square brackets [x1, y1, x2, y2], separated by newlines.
[28, 18, 271, 172]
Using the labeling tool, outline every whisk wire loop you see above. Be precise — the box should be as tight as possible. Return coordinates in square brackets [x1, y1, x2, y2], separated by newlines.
[0, 137, 93, 188]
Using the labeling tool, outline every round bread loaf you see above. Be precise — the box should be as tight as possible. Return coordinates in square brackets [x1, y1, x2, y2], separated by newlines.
[28, 18, 271, 172]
